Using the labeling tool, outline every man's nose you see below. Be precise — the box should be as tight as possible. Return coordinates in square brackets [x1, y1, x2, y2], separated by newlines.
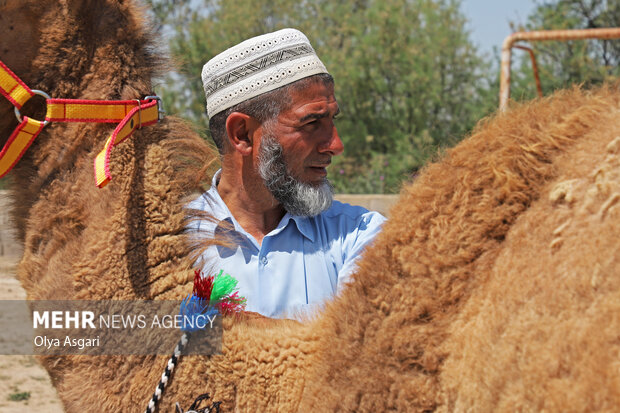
[318, 125, 344, 156]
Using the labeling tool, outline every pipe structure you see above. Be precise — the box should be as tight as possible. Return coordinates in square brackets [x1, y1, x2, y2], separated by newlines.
[513, 45, 543, 98]
[499, 27, 620, 111]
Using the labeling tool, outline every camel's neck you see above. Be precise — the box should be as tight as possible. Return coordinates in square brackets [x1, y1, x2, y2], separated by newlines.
[36, 2, 159, 101]
[2, 0, 161, 148]
[4, 1, 163, 239]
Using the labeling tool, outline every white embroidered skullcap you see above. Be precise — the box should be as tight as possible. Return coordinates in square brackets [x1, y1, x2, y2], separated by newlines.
[202, 28, 330, 119]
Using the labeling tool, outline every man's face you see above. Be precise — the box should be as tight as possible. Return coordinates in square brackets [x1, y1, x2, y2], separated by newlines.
[256, 80, 343, 216]
[264, 81, 342, 184]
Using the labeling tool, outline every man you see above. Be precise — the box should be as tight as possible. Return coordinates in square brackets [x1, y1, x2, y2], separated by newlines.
[188, 28, 385, 319]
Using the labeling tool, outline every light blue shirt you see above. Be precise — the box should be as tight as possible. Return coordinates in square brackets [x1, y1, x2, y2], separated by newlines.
[186, 170, 386, 319]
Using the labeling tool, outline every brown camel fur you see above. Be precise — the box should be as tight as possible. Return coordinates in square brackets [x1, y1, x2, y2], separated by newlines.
[2, 1, 620, 411]
[1, 0, 222, 410]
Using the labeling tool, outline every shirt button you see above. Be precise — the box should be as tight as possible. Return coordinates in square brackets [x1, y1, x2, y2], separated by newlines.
[261, 256, 268, 265]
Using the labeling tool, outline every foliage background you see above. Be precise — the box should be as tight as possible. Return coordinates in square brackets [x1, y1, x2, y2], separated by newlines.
[509, 0, 620, 101]
[142, 0, 619, 194]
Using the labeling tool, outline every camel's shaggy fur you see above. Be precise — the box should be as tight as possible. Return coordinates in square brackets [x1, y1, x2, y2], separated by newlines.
[1, 0, 221, 410]
[189, 86, 620, 412]
[2, 1, 619, 411]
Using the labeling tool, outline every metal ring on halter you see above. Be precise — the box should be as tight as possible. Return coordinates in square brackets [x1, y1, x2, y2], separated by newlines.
[144, 95, 165, 121]
[14, 89, 51, 126]
[135, 99, 143, 129]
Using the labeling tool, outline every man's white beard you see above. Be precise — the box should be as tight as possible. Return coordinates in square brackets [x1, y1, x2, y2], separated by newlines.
[258, 135, 333, 217]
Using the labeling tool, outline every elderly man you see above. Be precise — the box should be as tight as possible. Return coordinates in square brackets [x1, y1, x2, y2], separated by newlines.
[188, 28, 385, 318]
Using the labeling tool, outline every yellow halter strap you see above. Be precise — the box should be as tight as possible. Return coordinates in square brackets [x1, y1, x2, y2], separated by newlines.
[0, 59, 163, 188]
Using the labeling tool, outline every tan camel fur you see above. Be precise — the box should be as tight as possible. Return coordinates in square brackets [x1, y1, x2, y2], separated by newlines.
[2, 1, 620, 411]
[1, 0, 222, 410]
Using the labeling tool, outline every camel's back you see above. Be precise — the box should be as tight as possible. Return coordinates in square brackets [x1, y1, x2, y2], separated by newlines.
[441, 97, 620, 411]
[299, 85, 620, 412]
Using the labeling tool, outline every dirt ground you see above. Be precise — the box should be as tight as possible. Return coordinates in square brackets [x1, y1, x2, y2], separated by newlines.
[0, 256, 64, 413]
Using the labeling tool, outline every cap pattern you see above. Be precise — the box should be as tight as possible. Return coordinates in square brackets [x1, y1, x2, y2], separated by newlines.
[202, 28, 329, 119]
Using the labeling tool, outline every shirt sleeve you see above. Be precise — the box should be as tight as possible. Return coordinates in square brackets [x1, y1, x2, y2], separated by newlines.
[336, 211, 386, 294]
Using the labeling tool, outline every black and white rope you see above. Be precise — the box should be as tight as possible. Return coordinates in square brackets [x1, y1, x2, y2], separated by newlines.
[145, 332, 190, 413]
[175, 392, 222, 413]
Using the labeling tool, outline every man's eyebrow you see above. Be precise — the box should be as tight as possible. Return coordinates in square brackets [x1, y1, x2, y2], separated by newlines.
[299, 107, 341, 123]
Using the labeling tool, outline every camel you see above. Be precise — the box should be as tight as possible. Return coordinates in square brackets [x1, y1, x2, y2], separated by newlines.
[1, 0, 221, 410]
[2, 0, 619, 412]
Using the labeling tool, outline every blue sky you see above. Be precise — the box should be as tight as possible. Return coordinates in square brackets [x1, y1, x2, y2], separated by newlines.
[461, 0, 539, 56]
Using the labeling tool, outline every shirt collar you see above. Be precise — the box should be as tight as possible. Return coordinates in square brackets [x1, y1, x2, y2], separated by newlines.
[268, 212, 315, 242]
[288, 214, 316, 242]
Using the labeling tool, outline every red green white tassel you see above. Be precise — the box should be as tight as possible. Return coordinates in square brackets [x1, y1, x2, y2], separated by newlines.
[179, 269, 246, 332]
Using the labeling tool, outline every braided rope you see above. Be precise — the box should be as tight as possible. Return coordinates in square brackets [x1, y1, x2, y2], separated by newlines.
[145, 332, 190, 413]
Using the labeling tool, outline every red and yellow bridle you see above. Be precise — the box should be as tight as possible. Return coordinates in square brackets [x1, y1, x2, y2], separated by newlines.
[0, 59, 164, 188]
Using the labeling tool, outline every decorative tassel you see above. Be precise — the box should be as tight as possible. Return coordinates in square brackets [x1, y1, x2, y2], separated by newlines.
[217, 291, 247, 316]
[179, 295, 217, 332]
[192, 269, 214, 300]
[209, 269, 239, 302]
[178, 269, 246, 332]
[148, 269, 237, 413]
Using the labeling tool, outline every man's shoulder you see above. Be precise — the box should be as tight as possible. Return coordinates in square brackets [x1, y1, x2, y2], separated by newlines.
[185, 188, 231, 233]
[307, 200, 385, 252]
[186, 193, 204, 209]
[317, 200, 386, 224]
[186, 187, 227, 215]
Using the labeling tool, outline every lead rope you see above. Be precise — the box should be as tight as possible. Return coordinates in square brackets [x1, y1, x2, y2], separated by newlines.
[175, 392, 222, 413]
[146, 268, 243, 412]
[145, 332, 190, 413]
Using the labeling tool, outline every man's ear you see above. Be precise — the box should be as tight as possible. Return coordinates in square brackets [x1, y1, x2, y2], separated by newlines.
[225, 112, 258, 156]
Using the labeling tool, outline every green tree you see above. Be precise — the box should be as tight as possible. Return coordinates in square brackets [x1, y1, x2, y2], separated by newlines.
[510, 0, 620, 101]
[148, 0, 493, 193]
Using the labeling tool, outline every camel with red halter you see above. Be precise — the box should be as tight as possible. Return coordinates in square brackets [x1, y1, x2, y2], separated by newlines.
[1, 1, 619, 411]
